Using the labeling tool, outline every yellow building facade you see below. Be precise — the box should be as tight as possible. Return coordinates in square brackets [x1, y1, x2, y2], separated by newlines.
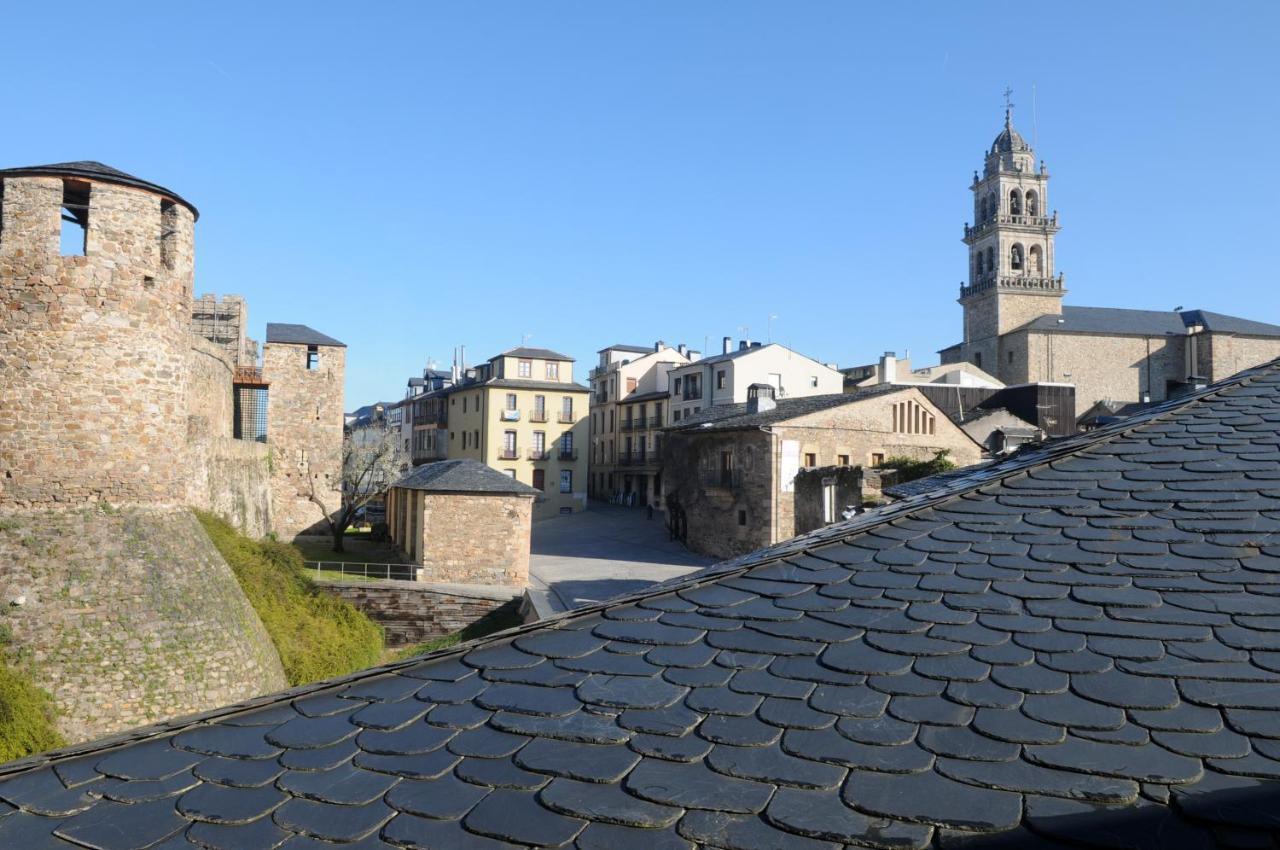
[444, 348, 589, 519]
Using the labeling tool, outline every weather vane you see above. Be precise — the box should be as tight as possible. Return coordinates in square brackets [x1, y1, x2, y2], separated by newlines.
[1003, 86, 1015, 114]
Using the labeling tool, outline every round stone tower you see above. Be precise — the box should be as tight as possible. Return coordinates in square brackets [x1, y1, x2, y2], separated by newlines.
[0, 161, 197, 506]
[0, 162, 287, 744]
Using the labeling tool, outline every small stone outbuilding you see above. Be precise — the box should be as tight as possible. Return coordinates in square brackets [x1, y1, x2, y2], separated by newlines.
[387, 459, 537, 587]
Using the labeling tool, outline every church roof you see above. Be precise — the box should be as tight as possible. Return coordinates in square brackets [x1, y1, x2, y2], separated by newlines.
[0, 160, 199, 219]
[990, 110, 1031, 155]
[8, 361, 1280, 846]
[1019, 306, 1280, 338]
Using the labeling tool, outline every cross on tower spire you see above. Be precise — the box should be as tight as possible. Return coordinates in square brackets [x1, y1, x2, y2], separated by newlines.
[1003, 86, 1015, 124]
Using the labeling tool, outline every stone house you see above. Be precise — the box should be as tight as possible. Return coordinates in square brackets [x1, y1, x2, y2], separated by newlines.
[588, 341, 691, 508]
[941, 109, 1280, 420]
[662, 384, 983, 559]
[386, 459, 537, 587]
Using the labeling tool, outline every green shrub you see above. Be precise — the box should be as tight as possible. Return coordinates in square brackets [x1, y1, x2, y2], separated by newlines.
[196, 511, 384, 685]
[880, 449, 957, 485]
[0, 657, 63, 762]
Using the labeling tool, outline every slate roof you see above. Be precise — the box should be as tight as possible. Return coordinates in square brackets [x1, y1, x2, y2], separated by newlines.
[1018, 306, 1280, 339]
[670, 386, 908, 433]
[449, 378, 590, 394]
[392, 459, 540, 496]
[503, 347, 575, 361]
[0, 160, 199, 218]
[600, 344, 656, 355]
[265, 323, 346, 347]
[7, 361, 1280, 846]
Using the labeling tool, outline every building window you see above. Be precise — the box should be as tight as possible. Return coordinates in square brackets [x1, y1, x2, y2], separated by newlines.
[306, 345, 320, 370]
[837, 454, 849, 466]
[533, 395, 546, 421]
[462, 431, 468, 449]
[1010, 243, 1024, 271]
[720, 451, 734, 487]
[462, 397, 467, 413]
[561, 431, 574, 455]
[1010, 189, 1023, 215]
[505, 469, 516, 478]
[1026, 190, 1039, 217]
[891, 398, 937, 436]
[506, 393, 517, 410]
[1029, 244, 1043, 273]
[810, 376, 819, 388]
[717, 370, 726, 390]
[61, 180, 90, 256]
[804, 452, 816, 468]
[823, 482, 837, 524]
[560, 470, 573, 493]
[533, 431, 546, 455]
[533, 469, 545, 491]
[518, 359, 532, 378]
[974, 351, 983, 369]
[672, 410, 681, 422]
[1008, 350, 1015, 364]
[674, 377, 682, 394]
[546, 361, 559, 380]
[871, 452, 885, 466]
[502, 430, 517, 459]
[627, 377, 637, 393]
[738, 510, 747, 526]
[655, 402, 663, 424]
[561, 396, 574, 421]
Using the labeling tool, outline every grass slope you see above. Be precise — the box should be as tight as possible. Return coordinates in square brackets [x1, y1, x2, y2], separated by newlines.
[196, 511, 384, 685]
[394, 602, 524, 660]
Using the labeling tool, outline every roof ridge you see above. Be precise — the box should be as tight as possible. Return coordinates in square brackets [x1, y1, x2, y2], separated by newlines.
[3, 357, 1275, 778]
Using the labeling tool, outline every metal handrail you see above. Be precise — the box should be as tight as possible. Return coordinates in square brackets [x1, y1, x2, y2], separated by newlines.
[306, 560, 419, 582]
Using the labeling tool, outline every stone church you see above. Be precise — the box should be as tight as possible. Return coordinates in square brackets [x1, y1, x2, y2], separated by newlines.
[940, 109, 1280, 421]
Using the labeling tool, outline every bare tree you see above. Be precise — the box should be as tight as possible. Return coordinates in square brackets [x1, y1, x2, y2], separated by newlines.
[306, 428, 405, 553]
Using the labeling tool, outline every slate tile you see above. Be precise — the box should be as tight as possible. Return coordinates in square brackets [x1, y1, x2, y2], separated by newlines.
[194, 756, 285, 789]
[265, 710, 359, 750]
[841, 768, 1022, 831]
[970, 641, 1035, 666]
[278, 737, 358, 771]
[944, 679, 1024, 710]
[1170, 768, 1280, 831]
[645, 642, 718, 669]
[95, 740, 203, 781]
[272, 797, 395, 843]
[835, 715, 917, 746]
[488, 710, 631, 745]
[186, 819, 293, 850]
[386, 772, 491, 820]
[1073, 723, 1150, 745]
[514, 628, 608, 659]
[769, 655, 865, 686]
[677, 809, 842, 850]
[463, 643, 543, 670]
[0, 808, 72, 849]
[971, 708, 1065, 745]
[698, 713, 783, 747]
[482, 661, 588, 688]
[1021, 691, 1126, 730]
[512, 737, 639, 783]
[867, 671, 946, 697]
[886, 695, 974, 727]
[358, 721, 455, 756]
[625, 758, 774, 813]
[757, 697, 836, 730]
[1038, 649, 1113, 674]
[418, 675, 488, 704]
[352, 748, 461, 780]
[593, 620, 705, 646]
[292, 694, 360, 717]
[455, 755, 550, 790]
[864, 630, 968, 658]
[557, 649, 664, 676]
[913, 654, 990, 683]
[707, 742, 845, 789]
[51, 797, 187, 850]
[99, 769, 200, 804]
[989, 663, 1070, 694]
[1130, 701, 1224, 733]
[341, 674, 424, 703]
[537, 777, 681, 828]
[783, 728, 933, 774]
[916, 725, 1019, 762]
[684, 686, 763, 717]
[576, 675, 687, 710]
[706, 628, 820, 656]
[819, 640, 914, 676]
[628, 731, 714, 762]
[1206, 749, 1280, 780]
[351, 697, 430, 731]
[619, 703, 703, 736]
[1224, 707, 1280, 738]
[277, 764, 399, 805]
[1070, 669, 1180, 710]
[464, 788, 588, 846]
[475, 682, 582, 717]
[1023, 793, 1216, 848]
[1024, 736, 1203, 783]
[764, 786, 933, 848]
[177, 782, 288, 824]
[575, 821, 695, 850]
[1152, 727, 1251, 759]
[173, 724, 283, 760]
[662, 664, 735, 688]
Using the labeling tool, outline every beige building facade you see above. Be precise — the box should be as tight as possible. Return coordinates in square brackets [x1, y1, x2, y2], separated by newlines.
[663, 386, 983, 559]
[588, 342, 691, 507]
[431, 347, 589, 519]
[667, 340, 844, 423]
[942, 111, 1280, 420]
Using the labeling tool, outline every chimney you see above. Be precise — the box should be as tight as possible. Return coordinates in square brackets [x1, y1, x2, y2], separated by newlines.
[677, 343, 688, 357]
[688, 350, 701, 362]
[747, 383, 776, 414]
[879, 351, 897, 384]
[655, 340, 664, 352]
[738, 340, 749, 351]
[722, 336, 732, 355]
[751, 342, 762, 349]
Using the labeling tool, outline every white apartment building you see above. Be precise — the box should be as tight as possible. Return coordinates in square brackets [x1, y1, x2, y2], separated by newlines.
[667, 339, 843, 423]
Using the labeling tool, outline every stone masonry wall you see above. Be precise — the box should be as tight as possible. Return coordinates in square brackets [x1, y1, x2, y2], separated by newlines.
[1024, 330, 1184, 419]
[415, 492, 533, 586]
[184, 338, 273, 537]
[317, 581, 520, 647]
[0, 175, 194, 507]
[0, 506, 286, 743]
[1204, 334, 1280, 384]
[264, 342, 346, 539]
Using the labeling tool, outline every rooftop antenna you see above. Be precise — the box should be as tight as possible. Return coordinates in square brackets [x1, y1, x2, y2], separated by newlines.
[768, 314, 778, 343]
[521, 333, 533, 347]
[737, 324, 750, 341]
[1032, 83, 1038, 151]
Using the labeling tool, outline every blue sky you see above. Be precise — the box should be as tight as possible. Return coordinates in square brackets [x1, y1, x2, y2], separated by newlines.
[4, 2, 1278, 406]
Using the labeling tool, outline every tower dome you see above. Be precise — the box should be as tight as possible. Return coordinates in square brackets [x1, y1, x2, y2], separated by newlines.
[990, 110, 1031, 155]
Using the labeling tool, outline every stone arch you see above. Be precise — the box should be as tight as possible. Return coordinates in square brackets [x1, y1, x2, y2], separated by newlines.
[986, 246, 995, 273]
[975, 252, 984, 277]
[1010, 243, 1024, 271]
[1009, 189, 1023, 216]
[979, 195, 988, 222]
[986, 192, 996, 220]
[1029, 244, 1043, 273]
[1025, 189, 1039, 217]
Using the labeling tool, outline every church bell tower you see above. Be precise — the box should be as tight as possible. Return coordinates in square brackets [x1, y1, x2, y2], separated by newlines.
[959, 95, 1064, 377]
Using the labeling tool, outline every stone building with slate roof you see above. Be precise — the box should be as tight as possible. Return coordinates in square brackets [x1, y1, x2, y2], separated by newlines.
[941, 112, 1280, 423]
[7, 357, 1280, 844]
[387, 459, 538, 586]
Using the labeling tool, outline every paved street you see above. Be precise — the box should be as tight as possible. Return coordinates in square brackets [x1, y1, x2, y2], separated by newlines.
[529, 503, 715, 613]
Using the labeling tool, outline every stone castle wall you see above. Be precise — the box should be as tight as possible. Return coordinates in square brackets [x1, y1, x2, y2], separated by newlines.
[0, 506, 286, 742]
[1023, 330, 1183, 419]
[0, 175, 194, 507]
[264, 342, 346, 538]
[318, 581, 519, 647]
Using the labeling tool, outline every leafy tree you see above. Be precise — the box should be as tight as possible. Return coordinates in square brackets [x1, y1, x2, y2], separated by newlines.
[303, 428, 405, 553]
[880, 449, 957, 484]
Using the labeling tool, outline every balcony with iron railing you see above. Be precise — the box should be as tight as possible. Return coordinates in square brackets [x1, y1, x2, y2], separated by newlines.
[557, 411, 576, 423]
[412, 444, 448, 464]
[558, 449, 578, 461]
[233, 365, 269, 387]
[529, 409, 548, 423]
[500, 448, 520, 460]
[499, 409, 521, 422]
[527, 448, 549, 461]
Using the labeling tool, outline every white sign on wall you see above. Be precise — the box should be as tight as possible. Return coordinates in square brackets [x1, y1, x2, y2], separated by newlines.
[780, 440, 800, 493]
